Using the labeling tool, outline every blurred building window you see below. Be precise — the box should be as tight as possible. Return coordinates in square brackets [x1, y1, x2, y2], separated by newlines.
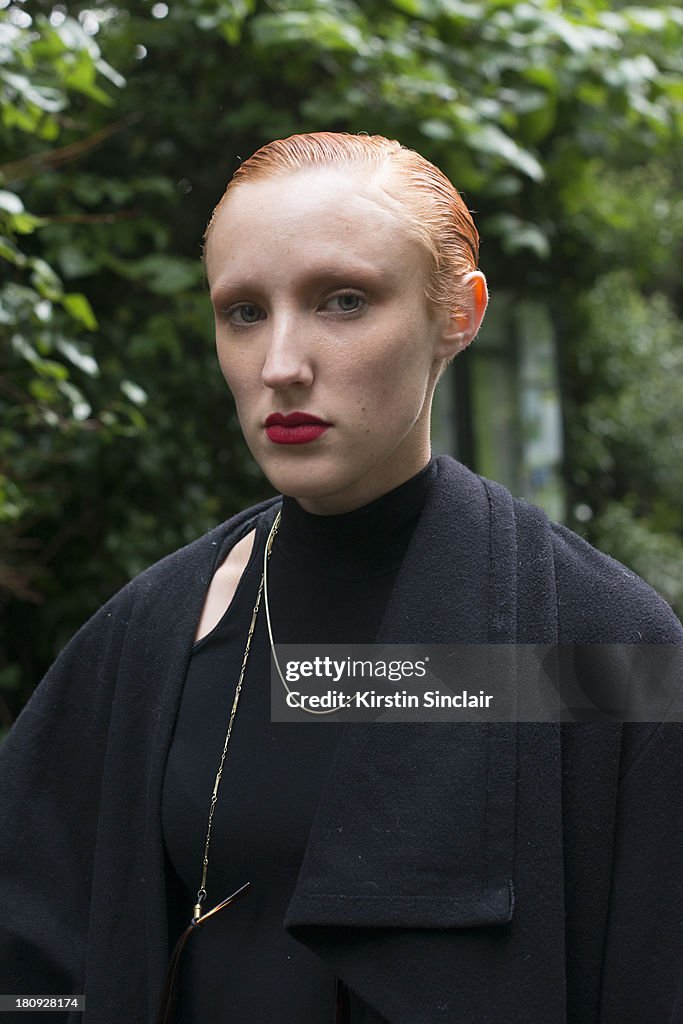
[432, 293, 565, 521]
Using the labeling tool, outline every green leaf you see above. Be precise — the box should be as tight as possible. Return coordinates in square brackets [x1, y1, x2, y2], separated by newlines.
[34, 300, 53, 323]
[419, 118, 455, 141]
[120, 380, 148, 407]
[55, 337, 100, 377]
[0, 71, 66, 113]
[107, 254, 202, 295]
[0, 235, 26, 265]
[35, 358, 70, 381]
[54, 244, 99, 279]
[468, 124, 544, 181]
[483, 213, 551, 258]
[94, 57, 126, 90]
[11, 212, 44, 235]
[388, 0, 422, 13]
[250, 12, 371, 55]
[61, 292, 98, 331]
[11, 332, 39, 364]
[28, 377, 59, 403]
[57, 379, 92, 420]
[63, 54, 113, 105]
[0, 191, 24, 215]
[29, 258, 63, 301]
[623, 7, 669, 32]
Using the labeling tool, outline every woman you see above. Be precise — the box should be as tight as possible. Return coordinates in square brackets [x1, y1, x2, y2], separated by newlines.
[0, 133, 681, 1024]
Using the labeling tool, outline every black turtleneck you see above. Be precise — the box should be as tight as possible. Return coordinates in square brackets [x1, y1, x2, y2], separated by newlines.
[162, 459, 436, 1022]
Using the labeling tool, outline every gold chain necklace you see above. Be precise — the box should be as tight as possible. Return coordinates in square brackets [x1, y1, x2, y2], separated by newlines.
[193, 509, 280, 919]
[263, 512, 348, 718]
[195, 502, 348, 918]
[181, 508, 351, 1024]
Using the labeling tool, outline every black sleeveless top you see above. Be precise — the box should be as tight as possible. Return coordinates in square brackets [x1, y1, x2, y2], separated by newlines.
[162, 459, 436, 1022]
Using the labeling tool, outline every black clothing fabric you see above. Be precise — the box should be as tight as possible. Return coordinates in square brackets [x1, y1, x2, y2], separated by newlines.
[162, 460, 436, 1022]
[0, 456, 682, 1024]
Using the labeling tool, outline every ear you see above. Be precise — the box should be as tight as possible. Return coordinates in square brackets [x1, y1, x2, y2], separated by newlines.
[433, 271, 489, 360]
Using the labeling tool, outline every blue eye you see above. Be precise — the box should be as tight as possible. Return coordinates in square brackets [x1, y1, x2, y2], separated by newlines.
[226, 304, 264, 325]
[328, 293, 365, 313]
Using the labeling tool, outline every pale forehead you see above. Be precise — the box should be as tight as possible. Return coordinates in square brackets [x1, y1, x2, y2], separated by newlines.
[205, 166, 427, 286]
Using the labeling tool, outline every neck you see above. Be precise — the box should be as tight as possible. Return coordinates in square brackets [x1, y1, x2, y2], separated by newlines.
[276, 457, 437, 581]
[292, 450, 433, 517]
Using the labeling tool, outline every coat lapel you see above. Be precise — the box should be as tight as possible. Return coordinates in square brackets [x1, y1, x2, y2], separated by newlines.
[284, 458, 547, 1022]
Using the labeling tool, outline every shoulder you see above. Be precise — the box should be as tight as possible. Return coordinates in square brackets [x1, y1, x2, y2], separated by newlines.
[122, 495, 280, 606]
[432, 457, 681, 643]
[549, 519, 682, 642]
[2, 496, 281, 757]
[52, 495, 281, 660]
[513, 495, 682, 642]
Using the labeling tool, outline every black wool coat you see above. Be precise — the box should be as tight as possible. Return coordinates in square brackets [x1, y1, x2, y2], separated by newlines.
[1, 456, 682, 1024]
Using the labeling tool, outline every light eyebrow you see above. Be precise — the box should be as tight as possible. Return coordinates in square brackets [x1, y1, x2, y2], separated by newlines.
[210, 263, 394, 307]
[298, 264, 390, 287]
[209, 280, 260, 307]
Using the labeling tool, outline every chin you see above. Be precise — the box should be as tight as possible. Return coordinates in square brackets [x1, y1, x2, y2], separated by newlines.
[257, 455, 357, 505]
[267, 468, 346, 502]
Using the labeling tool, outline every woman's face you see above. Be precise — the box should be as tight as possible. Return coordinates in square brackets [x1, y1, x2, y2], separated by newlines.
[205, 167, 459, 514]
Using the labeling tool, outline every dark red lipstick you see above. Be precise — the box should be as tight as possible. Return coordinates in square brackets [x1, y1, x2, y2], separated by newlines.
[264, 412, 331, 445]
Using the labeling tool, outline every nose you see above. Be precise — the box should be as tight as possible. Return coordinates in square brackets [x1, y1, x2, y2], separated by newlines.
[261, 313, 314, 390]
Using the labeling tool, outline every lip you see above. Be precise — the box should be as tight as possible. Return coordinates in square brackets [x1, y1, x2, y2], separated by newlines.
[264, 411, 331, 446]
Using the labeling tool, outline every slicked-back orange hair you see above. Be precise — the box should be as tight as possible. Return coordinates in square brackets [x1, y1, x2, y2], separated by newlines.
[203, 132, 480, 316]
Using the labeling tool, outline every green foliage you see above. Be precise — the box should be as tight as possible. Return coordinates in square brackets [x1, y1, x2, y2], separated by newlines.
[1, 0, 682, 723]
[591, 503, 683, 615]
[565, 271, 683, 612]
[1, 11, 146, 624]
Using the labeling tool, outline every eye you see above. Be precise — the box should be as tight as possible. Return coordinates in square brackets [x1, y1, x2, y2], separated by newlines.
[223, 303, 265, 326]
[324, 292, 366, 314]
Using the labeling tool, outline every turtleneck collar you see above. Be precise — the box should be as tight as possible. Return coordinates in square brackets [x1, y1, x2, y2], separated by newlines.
[275, 458, 437, 582]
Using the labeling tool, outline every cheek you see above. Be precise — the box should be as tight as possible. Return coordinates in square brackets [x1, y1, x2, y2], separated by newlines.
[216, 349, 252, 404]
[217, 362, 237, 403]
[352, 327, 432, 404]
[346, 357, 430, 436]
